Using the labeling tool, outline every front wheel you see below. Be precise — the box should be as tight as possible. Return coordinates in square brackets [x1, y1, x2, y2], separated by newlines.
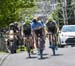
[9, 42, 16, 54]
[7, 40, 16, 54]
[10, 49, 16, 54]
[52, 47, 55, 55]
[39, 49, 43, 59]
[26, 42, 31, 58]
[38, 37, 44, 59]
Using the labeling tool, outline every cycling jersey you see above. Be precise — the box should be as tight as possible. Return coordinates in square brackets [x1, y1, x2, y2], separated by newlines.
[31, 21, 44, 37]
[46, 21, 57, 33]
[31, 21, 43, 31]
[23, 24, 31, 36]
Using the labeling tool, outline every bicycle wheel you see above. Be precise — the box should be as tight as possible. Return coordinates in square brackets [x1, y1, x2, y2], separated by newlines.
[8, 40, 16, 54]
[38, 37, 44, 59]
[40, 49, 43, 59]
[51, 35, 56, 56]
[52, 45, 55, 55]
[26, 41, 31, 58]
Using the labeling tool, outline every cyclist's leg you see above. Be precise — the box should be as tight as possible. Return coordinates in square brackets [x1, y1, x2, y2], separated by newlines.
[23, 37, 26, 51]
[24, 35, 30, 48]
[55, 32, 58, 45]
[48, 32, 53, 48]
[23, 36, 26, 46]
[34, 33, 38, 48]
[42, 28, 46, 45]
[50, 33, 56, 55]
[23, 36, 27, 51]
[28, 35, 34, 54]
[25, 36, 31, 57]
[54, 33, 58, 50]
[49, 34, 51, 47]
[52, 33, 58, 50]
[41, 35, 45, 48]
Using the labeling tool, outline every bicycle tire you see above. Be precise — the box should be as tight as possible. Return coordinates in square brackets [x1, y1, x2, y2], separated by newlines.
[38, 37, 44, 59]
[40, 49, 43, 59]
[26, 41, 31, 58]
[52, 46, 55, 55]
[50, 34, 56, 56]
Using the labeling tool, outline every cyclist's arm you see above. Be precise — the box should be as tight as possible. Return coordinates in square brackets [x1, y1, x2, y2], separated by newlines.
[55, 23, 59, 34]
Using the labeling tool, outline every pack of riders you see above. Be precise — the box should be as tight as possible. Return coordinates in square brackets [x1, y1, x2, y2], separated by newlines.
[6, 16, 59, 53]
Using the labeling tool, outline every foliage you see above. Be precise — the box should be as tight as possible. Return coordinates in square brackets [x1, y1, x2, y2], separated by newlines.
[56, 0, 75, 25]
[49, 0, 75, 29]
[0, 0, 35, 27]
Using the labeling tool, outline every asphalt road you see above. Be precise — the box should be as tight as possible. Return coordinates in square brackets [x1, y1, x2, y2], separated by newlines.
[1, 38, 75, 66]
[1, 46, 75, 66]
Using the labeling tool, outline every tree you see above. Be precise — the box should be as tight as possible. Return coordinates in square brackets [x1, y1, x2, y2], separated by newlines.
[0, 0, 35, 27]
[66, 0, 75, 24]
[56, 0, 75, 25]
[50, 0, 75, 28]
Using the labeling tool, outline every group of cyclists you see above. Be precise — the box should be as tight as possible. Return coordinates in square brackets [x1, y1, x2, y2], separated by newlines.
[6, 16, 59, 58]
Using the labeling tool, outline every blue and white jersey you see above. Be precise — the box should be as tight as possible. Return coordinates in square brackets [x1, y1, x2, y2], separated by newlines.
[31, 21, 43, 31]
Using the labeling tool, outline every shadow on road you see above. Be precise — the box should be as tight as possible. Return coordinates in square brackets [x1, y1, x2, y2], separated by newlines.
[38, 56, 49, 60]
[43, 53, 49, 56]
[31, 53, 37, 55]
[51, 54, 63, 56]
[26, 56, 37, 59]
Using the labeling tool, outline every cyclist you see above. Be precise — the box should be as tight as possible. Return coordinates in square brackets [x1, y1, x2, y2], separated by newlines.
[8, 23, 15, 41]
[23, 20, 34, 53]
[7, 22, 19, 53]
[9, 22, 20, 37]
[46, 17, 59, 48]
[31, 16, 45, 50]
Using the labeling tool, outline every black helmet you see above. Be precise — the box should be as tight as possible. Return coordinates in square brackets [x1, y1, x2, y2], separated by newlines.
[32, 19, 37, 23]
[9, 23, 14, 26]
[9, 23, 14, 30]
[14, 22, 18, 26]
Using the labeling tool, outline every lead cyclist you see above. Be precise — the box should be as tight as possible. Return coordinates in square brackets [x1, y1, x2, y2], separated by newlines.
[31, 17, 45, 53]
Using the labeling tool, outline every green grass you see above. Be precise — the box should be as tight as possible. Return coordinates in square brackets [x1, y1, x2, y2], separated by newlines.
[0, 51, 7, 54]
[0, 45, 27, 54]
[16, 45, 27, 53]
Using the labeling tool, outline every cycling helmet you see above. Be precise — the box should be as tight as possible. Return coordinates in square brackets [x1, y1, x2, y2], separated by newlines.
[9, 23, 14, 30]
[34, 16, 39, 21]
[9, 23, 14, 26]
[32, 16, 39, 23]
[48, 17, 53, 22]
[29, 16, 33, 20]
[14, 22, 18, 26]
[25, 20, 30, 25]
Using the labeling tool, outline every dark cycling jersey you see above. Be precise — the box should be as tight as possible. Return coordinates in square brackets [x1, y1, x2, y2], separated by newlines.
[46, 21, 57, 33]
[23, 24, 31, 36]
